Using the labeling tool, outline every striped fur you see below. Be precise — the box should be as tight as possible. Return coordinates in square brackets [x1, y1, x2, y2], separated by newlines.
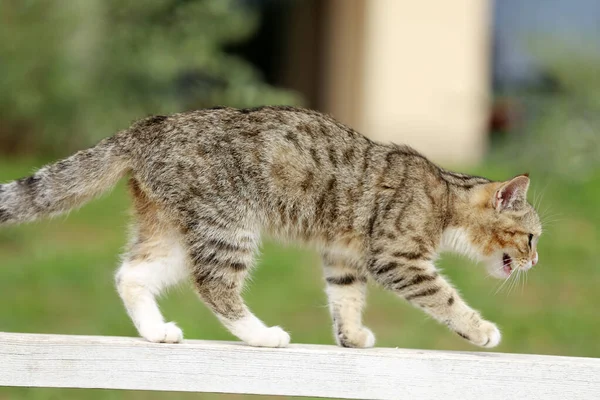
[0, 106, 542, 348]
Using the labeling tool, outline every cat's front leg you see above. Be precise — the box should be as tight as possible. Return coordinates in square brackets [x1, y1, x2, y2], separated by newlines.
[322, 251, 375, 348]
[368, 257, 501, 348]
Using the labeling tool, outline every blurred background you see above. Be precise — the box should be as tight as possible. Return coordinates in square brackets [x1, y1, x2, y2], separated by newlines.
[1, 0, 599, 399]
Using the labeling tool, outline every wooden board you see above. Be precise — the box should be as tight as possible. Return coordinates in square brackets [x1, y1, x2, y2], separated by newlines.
[1, 332, 599, 399]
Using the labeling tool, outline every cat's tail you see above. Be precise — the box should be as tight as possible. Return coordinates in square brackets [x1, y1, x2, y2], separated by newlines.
[0, 136, 130, 225]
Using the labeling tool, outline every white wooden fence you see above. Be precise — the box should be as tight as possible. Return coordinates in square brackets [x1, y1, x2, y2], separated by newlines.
[1, 331, 599, 399]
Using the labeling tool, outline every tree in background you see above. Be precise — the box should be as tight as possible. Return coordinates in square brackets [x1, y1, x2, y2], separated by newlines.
[0, 0, 301, 155]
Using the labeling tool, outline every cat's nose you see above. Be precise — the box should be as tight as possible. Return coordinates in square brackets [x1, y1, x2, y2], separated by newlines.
[532, 251, 538, 266]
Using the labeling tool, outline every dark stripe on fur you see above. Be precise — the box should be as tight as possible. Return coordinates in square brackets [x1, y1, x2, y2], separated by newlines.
[374, 262, 398, 275]
[405, 287, 440, 301]
[326, 275, 359, 285]
[391, 277, 405, 286]
[392, 251, 425, 260]
[205, 239, 249, 254]
[229, 262, 247, 272]
[0, 208, 10, 223]
[396, 273, 438, 291]
[285, 131, 302, 150]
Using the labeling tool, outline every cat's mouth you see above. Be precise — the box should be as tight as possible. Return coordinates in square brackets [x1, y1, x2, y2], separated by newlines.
[502, 253, 513, 275]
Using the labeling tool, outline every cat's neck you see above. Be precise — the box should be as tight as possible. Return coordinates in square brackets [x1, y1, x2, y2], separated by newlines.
[439, 227, 481, 261]
[436, 178, 489, 261]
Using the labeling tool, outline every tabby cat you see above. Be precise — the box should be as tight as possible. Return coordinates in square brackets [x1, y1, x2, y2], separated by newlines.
[0, 106, 541, 348]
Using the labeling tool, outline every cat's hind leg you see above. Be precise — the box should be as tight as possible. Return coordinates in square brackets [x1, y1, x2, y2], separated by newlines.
[116, 239, 188, 343]
[115, 179, 189, 343]
[322, 250, 375, 348]
[185, 225, 290, 348]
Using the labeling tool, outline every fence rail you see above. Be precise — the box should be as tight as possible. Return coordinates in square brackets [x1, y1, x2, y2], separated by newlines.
[1, 331, 599, 399]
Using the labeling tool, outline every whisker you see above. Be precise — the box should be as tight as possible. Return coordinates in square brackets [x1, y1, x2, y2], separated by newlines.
[487, 261, 511, 278]
[532, 188, 541, 211]
[494, 269, 514, 295]
[532, 183, 549, 211]
[507, 271, 519, 296]
[542, 218, 563, 225]
[540, 211, 563, 222]
[508, 269, 520, 295]
[536, 181, 551, 209]
[514, 270, 522, 294]
[540, 204, 559, 223]
[540, 220, 561, 228]
[507, 270, 516, 295]
[541, 216, 562, 224]
[518, 269, 524, 295]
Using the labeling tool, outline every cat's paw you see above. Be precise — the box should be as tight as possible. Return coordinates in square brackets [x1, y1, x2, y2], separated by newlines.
[457, 320, 501, 348]
[140, 322, 184, 343]
[337, 327, 376, 348]
[245, 326, 291, 348]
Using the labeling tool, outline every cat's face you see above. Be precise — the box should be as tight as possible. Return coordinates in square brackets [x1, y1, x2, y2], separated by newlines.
[466, 175, 542, 279]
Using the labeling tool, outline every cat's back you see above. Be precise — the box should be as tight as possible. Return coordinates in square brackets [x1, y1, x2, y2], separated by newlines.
[124, 106, 435, 191]
[155, 106, 365, 146]
[127, 106, 374, 170]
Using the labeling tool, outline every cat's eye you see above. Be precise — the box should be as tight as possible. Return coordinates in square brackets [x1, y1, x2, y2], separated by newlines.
[528, 233, 533, 248]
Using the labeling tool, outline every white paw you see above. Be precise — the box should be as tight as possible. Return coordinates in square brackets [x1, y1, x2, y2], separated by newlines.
[337, 327, 376, 348]
[140, 322, 184, 343]
[458, 320, 501, 348]
[361, 328, 376, 348]
[480, 321, 501, 348]
[245, 326, 291, 348]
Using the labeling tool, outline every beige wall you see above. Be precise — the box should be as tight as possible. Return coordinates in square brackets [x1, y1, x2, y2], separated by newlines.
[321, 0, 367, 127]
[323, 0, 491, 166]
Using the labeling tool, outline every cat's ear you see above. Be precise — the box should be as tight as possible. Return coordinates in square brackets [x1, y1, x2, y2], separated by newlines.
[493, 175, 530, 211]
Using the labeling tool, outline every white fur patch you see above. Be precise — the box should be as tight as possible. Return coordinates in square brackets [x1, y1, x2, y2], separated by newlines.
[439, 227, 481, 261]
[115, 237, 189, 343]
[140, 321, 184, 343]
[221, 314, 290, 348]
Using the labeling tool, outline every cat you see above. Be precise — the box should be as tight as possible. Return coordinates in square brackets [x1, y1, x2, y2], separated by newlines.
[0, 106, 541, 348]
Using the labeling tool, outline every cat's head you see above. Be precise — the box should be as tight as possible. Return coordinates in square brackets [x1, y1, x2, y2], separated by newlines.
[446, 175, 542, 279]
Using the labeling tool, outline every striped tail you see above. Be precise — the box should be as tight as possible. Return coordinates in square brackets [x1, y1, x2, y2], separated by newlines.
[0, 137, 130, 225]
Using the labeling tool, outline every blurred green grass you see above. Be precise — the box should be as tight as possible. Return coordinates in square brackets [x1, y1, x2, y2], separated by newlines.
[0, 156, 599, 400]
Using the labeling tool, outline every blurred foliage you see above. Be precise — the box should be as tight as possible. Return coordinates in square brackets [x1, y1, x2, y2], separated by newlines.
[491, 47, 600, 183]
[0, 0, 301, 155]
[1, 4, 600, 400]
